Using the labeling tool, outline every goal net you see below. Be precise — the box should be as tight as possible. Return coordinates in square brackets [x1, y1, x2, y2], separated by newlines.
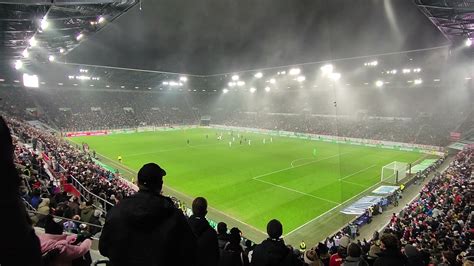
[381, 161, 408, 184]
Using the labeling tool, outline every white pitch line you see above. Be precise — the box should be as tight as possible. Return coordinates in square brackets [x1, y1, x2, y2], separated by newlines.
[283, 178, 385, 238]
[290, 157, 315, 167]
[253, 178, 340, 205]
[95, 151, 267, 235]
[341, 180, 367, 188]
[126, 142, 223, 157]
[252, 152, 350, 181]
[338, 164, 377, 181]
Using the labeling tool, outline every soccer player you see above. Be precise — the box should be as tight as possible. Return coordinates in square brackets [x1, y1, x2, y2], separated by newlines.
[118, 155, 122, 163]
[187, 139, 190, 145]
[263, 138, 266, 144]
[270, 137, 273, 143]
[248, 140, 251, 146]
[229, 141, 232, 147]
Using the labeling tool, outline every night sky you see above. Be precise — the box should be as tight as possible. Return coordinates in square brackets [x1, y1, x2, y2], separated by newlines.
[65, 0, 447, 75]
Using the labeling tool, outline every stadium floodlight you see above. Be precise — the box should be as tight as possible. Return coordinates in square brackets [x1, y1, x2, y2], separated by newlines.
[29, 37, 37, 47]
[329, 72, 341, 81]
[320, 64, 334, 75]
[228, 82, 236, 87]
[180, 76, 188, 82]
[76, 33, 84, 41]
[433, 79, 440, 82]
[375, 80, 384, 87]
[40, 18, 49, 30]
[249, 87, 256, 93]
[254, 72, 263, 78]
[237, 81, 245, 86]
[402, 69, 411, 74]
[296, 75, 306, 82]
[413, 68, 421, 73]
[22, 49, 29, 58]
[289, 68, 301, 76]
[268, 78, 276, 84]
[59, 48, 65, 53]
[466, 38, 472, 47]
[48, 55, 55, 62]
[264, 86, 271, 92]
[223, 88, 229, 94]
[162, 81, 169, 85]
[14, 60, 23, 70]
[23, 73, 39, 88]
[414, 79, 422, 85]
[465, 77, 472, 80]
[58, 83, 63, 86]
[231, 75, 239, 81]
[98, 16, 106, 24]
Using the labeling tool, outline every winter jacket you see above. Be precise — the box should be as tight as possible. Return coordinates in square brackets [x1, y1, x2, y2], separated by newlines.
[373, 249, 407, 266]
[251, 238, 302, 266]
[38, 233, 92, 266]
[79, 205, 94, 223]
[219, 243, 249, 266]
[343, 256, 369, 266]
[188, 215, 219, 266]
[99, 190, 197, 266]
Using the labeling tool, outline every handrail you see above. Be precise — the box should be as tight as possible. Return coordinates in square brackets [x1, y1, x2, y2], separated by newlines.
[28, 210, 103, 230]
[68, 174, 114, 213]
[22, 198, 37, 211]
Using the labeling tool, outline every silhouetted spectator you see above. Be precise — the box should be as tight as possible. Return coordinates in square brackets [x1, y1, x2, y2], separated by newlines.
[373, 234, 407, 266]
[0, 116, 41, 266]
[251, 219, 302, 266]
[99, 163, 197, 265]
[188, 196, 219, 266]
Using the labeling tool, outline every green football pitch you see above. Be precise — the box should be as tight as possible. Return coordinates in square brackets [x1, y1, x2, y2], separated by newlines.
[69, 128, 430, 244]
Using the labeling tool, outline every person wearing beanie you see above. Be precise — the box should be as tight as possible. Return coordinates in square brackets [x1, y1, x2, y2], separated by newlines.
[38, 215, 92, 266]
[250, 219, 301, 266]
[99, 163, 197, 266]
[403, 244, 424, 266]
[188, 197, 219, 266]
[219, 228, 249, 266]
[343, 243, 368, 266]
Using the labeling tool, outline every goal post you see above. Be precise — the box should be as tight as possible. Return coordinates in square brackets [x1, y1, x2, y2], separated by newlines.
[381, 161, 409, 184]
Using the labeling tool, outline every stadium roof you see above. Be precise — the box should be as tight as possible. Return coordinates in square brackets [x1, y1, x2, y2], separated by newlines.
[414, 0, 474, 43]
[0, 0, 138, 67]
[63, 0, 449, 74]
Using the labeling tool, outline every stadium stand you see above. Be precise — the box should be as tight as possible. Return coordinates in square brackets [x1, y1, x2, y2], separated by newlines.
[2, 111, 473, 265]
[0, 87, 460, 146]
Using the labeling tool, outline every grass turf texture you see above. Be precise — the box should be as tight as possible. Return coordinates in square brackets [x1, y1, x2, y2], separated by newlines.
[70, 128, 429, 240]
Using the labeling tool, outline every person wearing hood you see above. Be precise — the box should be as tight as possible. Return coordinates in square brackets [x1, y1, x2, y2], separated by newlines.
[79, 200, 95, 223]
[250, 219, 302, 266]
[188, 196, 219, 266]
[38, 215, 92, 266]
[373, 234, 407, 266]
[99, 163, 197, 266]
[34, 197, 51, 226]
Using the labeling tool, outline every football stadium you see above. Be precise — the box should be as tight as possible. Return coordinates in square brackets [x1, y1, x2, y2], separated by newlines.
[0, 0, 473, 266]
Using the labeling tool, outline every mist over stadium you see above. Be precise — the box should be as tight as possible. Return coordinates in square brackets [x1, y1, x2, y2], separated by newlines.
[0, 0, 473, 265]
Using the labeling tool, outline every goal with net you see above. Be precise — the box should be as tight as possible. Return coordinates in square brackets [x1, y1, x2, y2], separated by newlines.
[381, 161, 409, 184]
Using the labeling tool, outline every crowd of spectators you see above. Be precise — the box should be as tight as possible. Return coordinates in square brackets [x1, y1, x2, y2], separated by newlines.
[1, 105, 473, 265]
[0, 87, 465, 146]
